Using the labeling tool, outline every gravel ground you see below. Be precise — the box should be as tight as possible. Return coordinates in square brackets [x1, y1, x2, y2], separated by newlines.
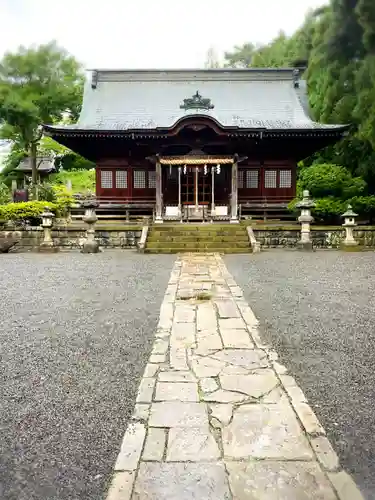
[225, 251, 375, 500]
[0, 251, 175, 500]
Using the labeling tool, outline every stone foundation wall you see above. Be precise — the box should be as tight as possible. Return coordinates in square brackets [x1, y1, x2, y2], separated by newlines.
[0, 226, 142, 250]
[253, 226, 375, 248]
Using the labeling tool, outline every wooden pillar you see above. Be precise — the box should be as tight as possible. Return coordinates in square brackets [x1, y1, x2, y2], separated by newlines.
[178, 166, 182, 217]
[155, 157, 163, 223]
[230, 155, 239, 223]
[211, 166, 215, 216]
[195, 167, 199, 208]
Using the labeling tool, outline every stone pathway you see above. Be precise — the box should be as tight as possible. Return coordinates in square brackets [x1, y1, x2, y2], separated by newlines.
[106, 253, 364, 500]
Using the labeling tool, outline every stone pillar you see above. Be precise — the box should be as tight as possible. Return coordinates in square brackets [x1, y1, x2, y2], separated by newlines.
[39, 206, 59, 253]
[81, 200, 100, 253]
[342, 205, 358, 247]
[155, 159, 163, 224]
[230, 158, 239, 223]
[296, 190, 315, 250]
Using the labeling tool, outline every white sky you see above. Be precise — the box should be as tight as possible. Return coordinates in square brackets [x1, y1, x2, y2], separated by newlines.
[0, 0, 328, 69]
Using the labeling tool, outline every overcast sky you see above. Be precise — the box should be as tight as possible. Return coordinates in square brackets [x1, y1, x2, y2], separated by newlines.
[1, 0, 327, 69]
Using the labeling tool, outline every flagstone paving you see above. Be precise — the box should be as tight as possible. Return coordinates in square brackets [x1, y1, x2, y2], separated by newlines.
[106, 253, 364, 500]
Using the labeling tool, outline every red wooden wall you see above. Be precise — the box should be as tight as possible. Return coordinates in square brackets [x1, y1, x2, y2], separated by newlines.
[238, 160, 296, 203]
[96, 159, 156, 203]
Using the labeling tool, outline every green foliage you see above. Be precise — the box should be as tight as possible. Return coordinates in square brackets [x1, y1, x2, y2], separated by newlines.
[0, 182, 11, 204]
[313, 197, 347, 223]
[0, 201, 56, 222]
[56, 153, 94, 171]
[298, 163, 366, 198]
[49, 169, 95, 194]
[0, 41, 83, 189]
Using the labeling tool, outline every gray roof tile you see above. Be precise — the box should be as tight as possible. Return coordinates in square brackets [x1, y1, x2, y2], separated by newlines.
[17, 156, 55, 172]
[50, 69, 347, 131]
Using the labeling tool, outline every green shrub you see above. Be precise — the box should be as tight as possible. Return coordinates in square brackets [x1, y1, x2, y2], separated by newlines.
[0, 182, 11, 204]
[313, 198, 346, 224]
[298, 163, 366, 199]
[0, 201, 57, 223]
[349, 196, 375, 222]
[49, 169, 95, 195]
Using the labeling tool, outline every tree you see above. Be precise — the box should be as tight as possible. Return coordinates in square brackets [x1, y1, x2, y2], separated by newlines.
[224, 43, 256, 68]
[0, 41, 83, 198]
[204, 47, 221, 68]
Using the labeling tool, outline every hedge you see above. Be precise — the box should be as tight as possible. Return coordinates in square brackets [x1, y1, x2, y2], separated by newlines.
[0, 201, 57, 222]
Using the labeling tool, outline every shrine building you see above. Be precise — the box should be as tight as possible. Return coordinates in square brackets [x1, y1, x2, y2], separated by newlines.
[44, 68, 349, 222]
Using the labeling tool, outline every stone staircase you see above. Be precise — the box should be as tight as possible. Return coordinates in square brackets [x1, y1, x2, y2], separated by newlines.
[144, 224, 251, 253]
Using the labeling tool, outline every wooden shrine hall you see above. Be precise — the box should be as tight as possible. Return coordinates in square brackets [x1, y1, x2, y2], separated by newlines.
[44, 68, 349, 222]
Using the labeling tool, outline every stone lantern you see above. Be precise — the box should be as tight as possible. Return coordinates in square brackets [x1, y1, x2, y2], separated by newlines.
[296, 190, 315, 251]
[39, 206, 59, 252]
[342, 204, 358, 247]
[81, 199, 100, 253]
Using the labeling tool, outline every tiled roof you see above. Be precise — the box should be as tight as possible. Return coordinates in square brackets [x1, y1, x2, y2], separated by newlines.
[47, 69, 347, 132]
[16, 156, 55, 172]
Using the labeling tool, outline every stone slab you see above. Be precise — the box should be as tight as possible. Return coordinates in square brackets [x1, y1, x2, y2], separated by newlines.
[166, 427, 221, 461]
[215, 300, 241, 318]
[219, 318, 246, 330]
[209, 404, 233, 426]
[106, 471, 135, 500]
[220, 371, 279, 399]
[114, 422, 146, 471]
[171, 322, 196, 344]
[149, 402, 208, 428]
[203, 389, 248, 403]
[174, 305, 196, 323]
[328, 471, 365, 500]
[191, 356, 224, 378]
[311, 436, 340, 472]
[132, 404, 150, 421]
[222, 404, 314, 460]
[226, 461, 337, 499]
[152, 338, 169, 355]
[136, 378, 156, 403]
[200, 377, 219, 393]
[155, 382, 199, 402]
[220, 328, 254, 349]
[143, 363, 159, 378]
[143, 428, 167, 461]
[133, 462, 231, 499]
[158, 371, 196, 382]
[212, 349, 269, 370]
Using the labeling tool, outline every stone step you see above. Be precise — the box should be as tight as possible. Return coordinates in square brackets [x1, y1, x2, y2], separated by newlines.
[147, 241, 250, 249]
[144, 247, 252, 254]
[154, 225, 237, 230]
[147, 236, 249, 243]
[150, 231, 247, 237]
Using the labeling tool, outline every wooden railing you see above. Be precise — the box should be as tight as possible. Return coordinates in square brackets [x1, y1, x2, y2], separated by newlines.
[239, 195, 292, 206]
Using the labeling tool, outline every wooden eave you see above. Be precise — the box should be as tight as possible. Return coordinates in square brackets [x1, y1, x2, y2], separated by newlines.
[43, 123, 350, 140]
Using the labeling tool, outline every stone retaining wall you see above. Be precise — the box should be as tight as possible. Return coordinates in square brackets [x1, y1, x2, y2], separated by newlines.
[253, 226, 375, 248]
[0, 226, 142, 250]
[2, 225, 375, 251]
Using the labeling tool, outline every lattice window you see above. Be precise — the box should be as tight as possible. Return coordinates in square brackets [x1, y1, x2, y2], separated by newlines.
[279, 170, 292, 188]
[133, 170, 146, 188]
[148, 170, 156, 188]
[264, 170, 277, 188]
[115, 170, 127, 189]
[101, 170, 113, 189]
[246, 170, 259, 189]
[238, 170, 244, 188]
